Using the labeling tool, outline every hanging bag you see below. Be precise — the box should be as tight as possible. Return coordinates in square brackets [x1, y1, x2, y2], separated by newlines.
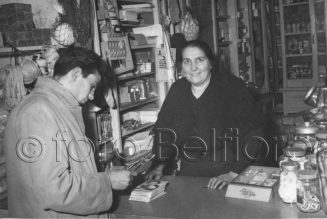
[180, 8, 199, 41]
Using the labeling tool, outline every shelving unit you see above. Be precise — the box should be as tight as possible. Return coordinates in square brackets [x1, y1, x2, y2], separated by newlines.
[279, 0, 327, 114]
[0, 45, 44, 57]
[210, 0, 258, 85]
[98, 0, 162, 152]
[122, 122, 154, 137]
[117, 72, 155, 81]
[119, 96, 158, 111]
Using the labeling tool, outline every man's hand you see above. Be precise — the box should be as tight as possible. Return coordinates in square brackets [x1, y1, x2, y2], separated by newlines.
[207, 171, 238, 190]
[145, 164, 164, 181]
[108, 166, 137, 190]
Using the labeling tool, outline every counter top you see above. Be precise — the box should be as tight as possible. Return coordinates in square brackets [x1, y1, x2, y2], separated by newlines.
[110, 176, 326, 219]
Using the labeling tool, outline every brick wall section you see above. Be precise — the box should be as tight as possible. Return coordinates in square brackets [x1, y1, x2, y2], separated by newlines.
[0, 3, 35, 32]
[0, 3, 50, 47]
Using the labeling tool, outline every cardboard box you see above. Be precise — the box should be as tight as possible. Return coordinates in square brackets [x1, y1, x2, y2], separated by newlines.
[226, 165, 280, 202]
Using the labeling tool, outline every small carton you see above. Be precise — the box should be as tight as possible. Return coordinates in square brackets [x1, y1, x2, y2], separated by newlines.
[226, 165, 280, 202]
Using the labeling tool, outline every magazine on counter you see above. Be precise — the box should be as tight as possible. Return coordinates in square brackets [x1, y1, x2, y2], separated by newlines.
[129, 180, 169, 202]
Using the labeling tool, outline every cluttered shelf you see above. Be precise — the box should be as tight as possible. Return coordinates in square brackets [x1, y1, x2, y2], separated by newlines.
[119, 96, 158, 112]
[0, 46, 44, 56]
[130, 43, 156, 50]
[117, 72, 155, 82]
[119, 0, 153, 4]
[122, 122, 154, 137]
[283, 1, 309, 7]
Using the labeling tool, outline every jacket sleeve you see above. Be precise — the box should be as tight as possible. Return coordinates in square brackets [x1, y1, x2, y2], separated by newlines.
[15, 103, 112, 215]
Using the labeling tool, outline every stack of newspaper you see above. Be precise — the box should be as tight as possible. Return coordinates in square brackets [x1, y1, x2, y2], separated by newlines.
[129, 180, 168, 202]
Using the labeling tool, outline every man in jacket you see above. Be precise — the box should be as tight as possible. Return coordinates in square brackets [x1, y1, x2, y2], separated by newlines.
[4, 47, 133, 218]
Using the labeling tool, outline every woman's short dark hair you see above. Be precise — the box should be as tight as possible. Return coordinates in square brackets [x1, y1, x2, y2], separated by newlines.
[181, 40, 215, 64]
[180, 40, 230, 74]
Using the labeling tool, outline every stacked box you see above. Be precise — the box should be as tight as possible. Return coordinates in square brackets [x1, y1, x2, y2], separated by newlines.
[0, 3, 35, 32]
[0, 3, 51, 47]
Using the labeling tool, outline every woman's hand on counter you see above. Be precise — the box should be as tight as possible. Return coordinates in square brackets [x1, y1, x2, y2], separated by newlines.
[207, 171, 238, 190]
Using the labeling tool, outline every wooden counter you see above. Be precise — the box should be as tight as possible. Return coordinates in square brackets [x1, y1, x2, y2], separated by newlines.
[110, 176, 326, 219]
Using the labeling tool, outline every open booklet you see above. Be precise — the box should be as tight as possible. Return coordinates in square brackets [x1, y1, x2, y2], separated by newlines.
[129, 180, 169, 202]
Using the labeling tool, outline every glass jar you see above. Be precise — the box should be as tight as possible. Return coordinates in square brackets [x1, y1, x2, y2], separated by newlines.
[315, 130, 327, 154]
[294, 122, 318, 153]
[305, 154, 318, 171]
[279, 161, 300, 203]
[317, 145, 327, 214]
[296, 169, 321, 213]
[281, 147, 308, 170]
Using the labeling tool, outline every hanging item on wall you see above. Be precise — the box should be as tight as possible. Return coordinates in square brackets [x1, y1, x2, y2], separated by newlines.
[4, 65, 27, 111]
[53, 23, 75, 46]
[42, 47, 60, 77]
[180, 7, 199, 41]
[53, 0, 92, 47]
[19, 59, 42, 85]
[168, 0, 181, 24]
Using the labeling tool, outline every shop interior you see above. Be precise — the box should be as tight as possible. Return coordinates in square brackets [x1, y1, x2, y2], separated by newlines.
[0, 0, 327, 218]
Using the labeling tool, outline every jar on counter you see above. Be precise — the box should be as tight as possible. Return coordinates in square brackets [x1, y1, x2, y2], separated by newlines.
[294, 122, 319, 153]
[315, 130, 327, 154]
[283, 147, 308, 170]
[279, 161, 300, 203]
[305, 154, 318, 171]
[296, 169, 321, 213]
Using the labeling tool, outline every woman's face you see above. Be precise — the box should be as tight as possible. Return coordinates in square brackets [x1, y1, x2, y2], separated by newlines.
[182, 46, 212, 87]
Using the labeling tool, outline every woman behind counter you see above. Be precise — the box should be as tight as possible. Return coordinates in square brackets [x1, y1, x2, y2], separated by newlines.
[147, 40, 266, 188]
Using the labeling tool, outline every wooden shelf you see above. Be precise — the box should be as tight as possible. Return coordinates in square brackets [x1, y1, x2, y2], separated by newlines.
[120, 96, 158, 112]
[119, 0, 152, 3]
[238, 52, 251, 58]
[130, 44, 156, 50]
[217, 41, 232, 47]
[0, 45, 44, 56]
[118, 72, 155, 82]
[122, 122, 154, 137]
[217, 15, 230, 20]
[286, 53, 312, 58]
[283, 2, 309, 7]
[285, 31, 310, 36]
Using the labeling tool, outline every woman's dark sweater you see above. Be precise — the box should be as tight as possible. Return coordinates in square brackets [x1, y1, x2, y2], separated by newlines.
[154, 72, 265, 177]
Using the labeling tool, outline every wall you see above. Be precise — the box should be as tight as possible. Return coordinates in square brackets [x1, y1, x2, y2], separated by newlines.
[1, 0, 58, 28]
[0, 0, 59, 66]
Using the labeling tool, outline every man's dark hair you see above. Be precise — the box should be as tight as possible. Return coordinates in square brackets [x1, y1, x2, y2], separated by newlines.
[54, 46, 104, 78]
[54, 46, 115, 108]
